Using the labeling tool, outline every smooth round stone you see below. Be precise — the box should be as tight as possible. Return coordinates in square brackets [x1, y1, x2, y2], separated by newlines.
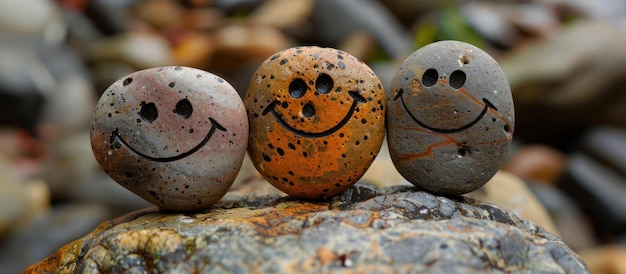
[386, 40, 514, 196]
[245, 46, 386, 198]
[90, 66, 248, 211]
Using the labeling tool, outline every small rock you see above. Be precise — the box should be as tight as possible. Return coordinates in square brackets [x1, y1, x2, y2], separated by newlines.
[25, 185, 590, 273]
[578, 245, 626, 274]
[312, 0, 412, 59]
[527, 182, 596, 251]
[503, 144, 568, 185]
[87, 32, 173, 69]
[209, 24, 289, 76]
[91, 66, 248, 211]
[502, 3, 560, 38]
[338, 31, 377, 62]
[465, 171, 559, 236]
[83, 0, 133, 35]
[179, 7, 225, 31]
[39, 132, 152, 213]
[579, 126, 626, 178]
[0, 162, 49, 237]
[0, 44, 46, 132]
[131, 0, 185, 30]
[1, 203, 112, 273]
[0, 0, 64, 38]
[499, 20, 626, 144]
[170, 31, 215, 68]
[386, 40, 514, 195]
[248, 0, 313, 30]
[245, 46, 386, 198]
[558, 153, 626, 235]
[460, 2, 520, 48]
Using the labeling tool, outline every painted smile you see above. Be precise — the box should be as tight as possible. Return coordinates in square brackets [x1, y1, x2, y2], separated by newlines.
[111, 118, 226, 162]
[394, 89, 497, 134]
[262, 90, 366, 138]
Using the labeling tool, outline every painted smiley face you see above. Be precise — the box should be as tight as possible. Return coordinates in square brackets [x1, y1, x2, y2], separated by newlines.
[261, 72, 367, 138]
[110, 101, 226, 163]
[386, 41, 514, 196]
[91, 66, 248, 211]
[393, 68, 498, 134]
[245, 46, 386, 198]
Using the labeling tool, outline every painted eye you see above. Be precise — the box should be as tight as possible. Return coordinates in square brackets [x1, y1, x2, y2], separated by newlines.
[422, 68, 438, 87]
[140, 102, 158, 123]
[289, 78, 308, 98]
[449, 70, 466, 89]
[315, 73, 333, 94]
[174, 98, 193, 119]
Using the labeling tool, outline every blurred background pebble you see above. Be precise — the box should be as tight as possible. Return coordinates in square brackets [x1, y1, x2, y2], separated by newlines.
[0, 0, 625, 273]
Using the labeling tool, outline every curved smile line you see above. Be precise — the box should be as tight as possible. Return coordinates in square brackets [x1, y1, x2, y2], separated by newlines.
[262, 90, 366, 138]
[113, 118, 226, 162]
[394, 89, 497, 134]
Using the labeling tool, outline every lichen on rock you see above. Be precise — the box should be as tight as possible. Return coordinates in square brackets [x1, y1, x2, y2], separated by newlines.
[25, 184, 589, 273]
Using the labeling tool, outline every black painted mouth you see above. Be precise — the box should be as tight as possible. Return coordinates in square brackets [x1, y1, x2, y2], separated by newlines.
[112, 118, 226, 162]
[262, 90, 366, 138]
[394, 89, 497, 134]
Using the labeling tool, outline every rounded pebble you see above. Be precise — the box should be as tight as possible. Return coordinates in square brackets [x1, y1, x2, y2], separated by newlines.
[90, 66, 248, 211]
[386, 40, 514, 195]
[245, 46, 386, 198]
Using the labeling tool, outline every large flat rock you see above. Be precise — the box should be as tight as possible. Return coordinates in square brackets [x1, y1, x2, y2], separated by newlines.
[25, 184, 588, 273]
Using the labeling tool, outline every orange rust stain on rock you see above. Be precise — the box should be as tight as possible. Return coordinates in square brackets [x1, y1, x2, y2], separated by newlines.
[23, 239, 86, 273]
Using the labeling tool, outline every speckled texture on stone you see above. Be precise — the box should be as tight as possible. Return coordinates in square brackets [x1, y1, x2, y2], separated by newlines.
[245, 46, 386, 199]
[90, 66, 248, 211]
[387, 40, 515, 196]
[26, 184, 589, 273]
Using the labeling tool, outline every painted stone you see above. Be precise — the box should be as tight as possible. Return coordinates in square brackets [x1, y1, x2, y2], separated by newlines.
[387, 40, 514, 196]
[245, 46, 386, 198]
[90, 66, 248, 211]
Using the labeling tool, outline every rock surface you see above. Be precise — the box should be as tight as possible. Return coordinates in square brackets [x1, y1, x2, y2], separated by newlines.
[26, 184, 589, 273]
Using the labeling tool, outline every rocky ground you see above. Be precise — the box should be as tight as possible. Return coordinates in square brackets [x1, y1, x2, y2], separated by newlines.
[26, 184, 588, 273]
[2, 0, 626, 273]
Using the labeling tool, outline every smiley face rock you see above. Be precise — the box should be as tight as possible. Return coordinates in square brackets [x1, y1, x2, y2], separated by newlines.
[245, 47, 386, 198]
[90, 66, 248, 211]
[387, 41, 514, 196]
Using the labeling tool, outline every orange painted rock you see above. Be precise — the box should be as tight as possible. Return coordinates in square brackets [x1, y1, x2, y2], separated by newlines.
[245, 46, 386, 198]
[90, 66, 248, 211]
[387, 41, 514, 196]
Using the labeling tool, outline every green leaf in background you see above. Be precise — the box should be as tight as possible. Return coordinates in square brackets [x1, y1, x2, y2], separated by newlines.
[439, 6, 487, 50]
[415, 21, 438, 49]
[413, 5, 487, 51]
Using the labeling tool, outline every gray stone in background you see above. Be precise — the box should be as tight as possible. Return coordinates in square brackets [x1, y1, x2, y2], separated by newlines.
[312, 0, 413, 59]
[528, 182, 596, 251]
[27, 184, 589, 273]
[0, 203, 112, 274]
[559, 153, 626, 235]
[40, 133, 152, 214]
[579, 126, 626, 178]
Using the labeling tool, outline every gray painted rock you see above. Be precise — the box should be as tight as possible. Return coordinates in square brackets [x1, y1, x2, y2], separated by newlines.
[387, 40, 514, 196]
[90, 66, 248, 211]
[245, 46, 386, 198]
[26, 184, 589, 273]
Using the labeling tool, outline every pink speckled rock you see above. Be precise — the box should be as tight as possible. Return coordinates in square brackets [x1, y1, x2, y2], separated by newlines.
[90, 66, 248, 211]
